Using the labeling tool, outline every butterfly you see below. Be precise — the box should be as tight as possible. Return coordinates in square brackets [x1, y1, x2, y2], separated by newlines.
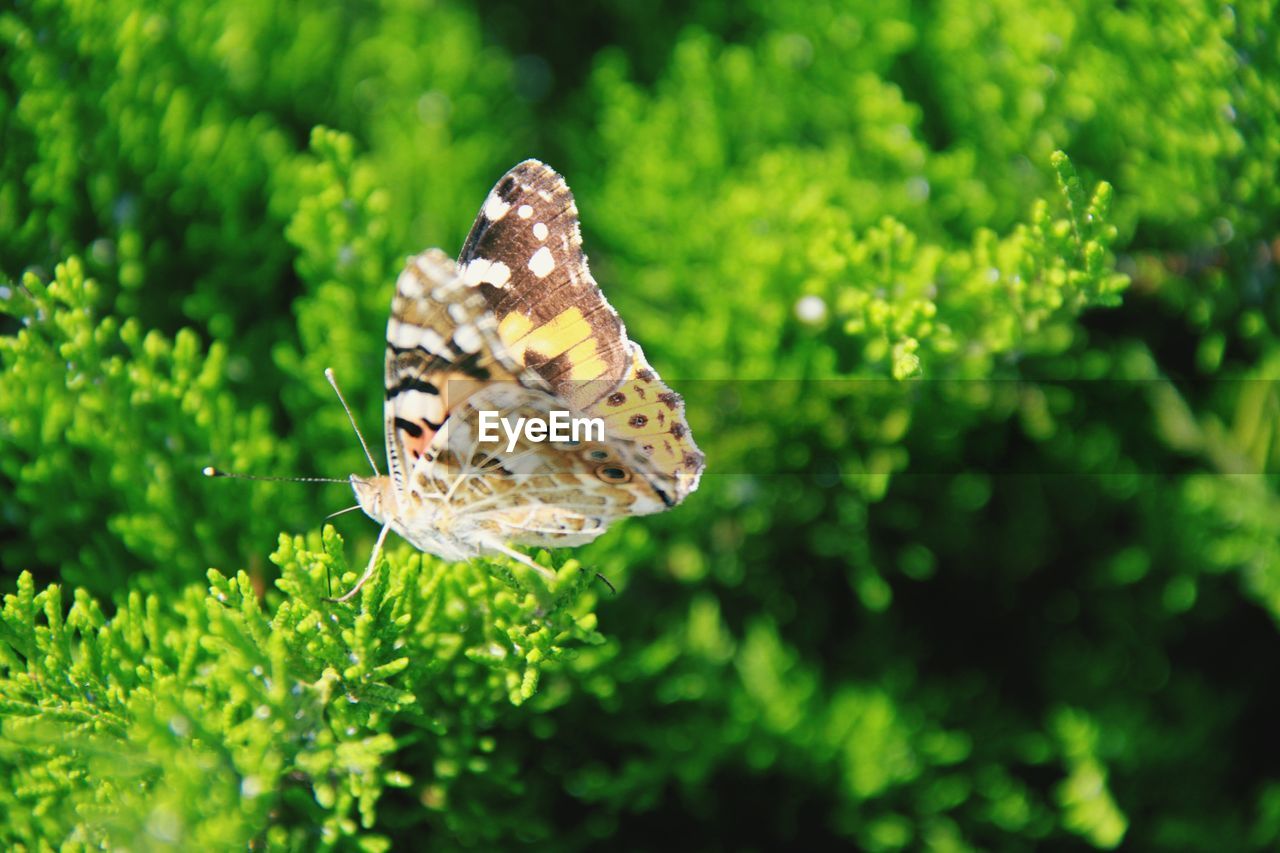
[331, 160, 704, 600]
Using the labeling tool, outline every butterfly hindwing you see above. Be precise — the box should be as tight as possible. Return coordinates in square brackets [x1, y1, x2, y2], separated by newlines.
[583, 342, 703, 502]
[416, 382, 668, 549]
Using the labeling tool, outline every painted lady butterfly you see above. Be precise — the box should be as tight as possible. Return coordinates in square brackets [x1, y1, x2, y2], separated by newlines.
[334, 160, 704, 599]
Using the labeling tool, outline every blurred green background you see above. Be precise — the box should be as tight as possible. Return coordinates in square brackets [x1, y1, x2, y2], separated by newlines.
[2, 0, 1279, 849]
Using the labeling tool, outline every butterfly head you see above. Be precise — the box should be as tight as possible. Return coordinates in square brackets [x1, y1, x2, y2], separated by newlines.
[352, 474, 394, 524]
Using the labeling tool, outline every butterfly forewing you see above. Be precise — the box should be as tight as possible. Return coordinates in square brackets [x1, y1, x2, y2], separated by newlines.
[458, 160, 631, 408]
[458, 161, 704, 496]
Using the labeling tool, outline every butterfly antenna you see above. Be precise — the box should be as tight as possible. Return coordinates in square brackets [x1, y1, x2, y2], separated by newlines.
[325, 367, 381, 476]
[203, 467, 347, 484]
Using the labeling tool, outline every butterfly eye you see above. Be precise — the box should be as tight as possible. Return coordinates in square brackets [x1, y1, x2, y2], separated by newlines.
[594, 464, 632, 484]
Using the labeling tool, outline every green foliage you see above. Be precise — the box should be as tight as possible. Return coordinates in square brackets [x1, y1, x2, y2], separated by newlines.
[0, 532, 600, 849]
[0, 0, 528, 404]
[0, 258, 291, 595]
[3, 0, 1279, 849]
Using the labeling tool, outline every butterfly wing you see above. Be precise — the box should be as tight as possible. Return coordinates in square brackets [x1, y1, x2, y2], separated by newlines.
[383, 250, 665, 555]
[457, 160, 705, 504]
[378, 160, 703, 561]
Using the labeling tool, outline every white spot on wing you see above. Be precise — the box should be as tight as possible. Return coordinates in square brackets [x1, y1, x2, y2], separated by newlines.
[453, 324, 483, 353]
[533, 222, 549, 241]
[517, 204, 533, 219]
[461, 258, 512, 288]
[397, 267, 425, 298]
[486, 261, 512, 287]
[483, 193, 511, 222]
[390, 321, 449, 355]
[396, 389, 444, 426]
[528, 246, 555, 279]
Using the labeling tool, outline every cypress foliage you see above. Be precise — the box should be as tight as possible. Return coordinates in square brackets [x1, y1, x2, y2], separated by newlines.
[2, 0, 1277, 848]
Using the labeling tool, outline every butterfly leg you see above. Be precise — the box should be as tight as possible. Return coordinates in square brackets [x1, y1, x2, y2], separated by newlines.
[326, 523, 391, 604]
[492, 543, 558, 582]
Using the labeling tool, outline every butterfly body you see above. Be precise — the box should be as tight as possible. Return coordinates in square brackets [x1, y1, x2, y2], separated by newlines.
[352, 471, 496, 563]
[348, 161, 703, 583]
